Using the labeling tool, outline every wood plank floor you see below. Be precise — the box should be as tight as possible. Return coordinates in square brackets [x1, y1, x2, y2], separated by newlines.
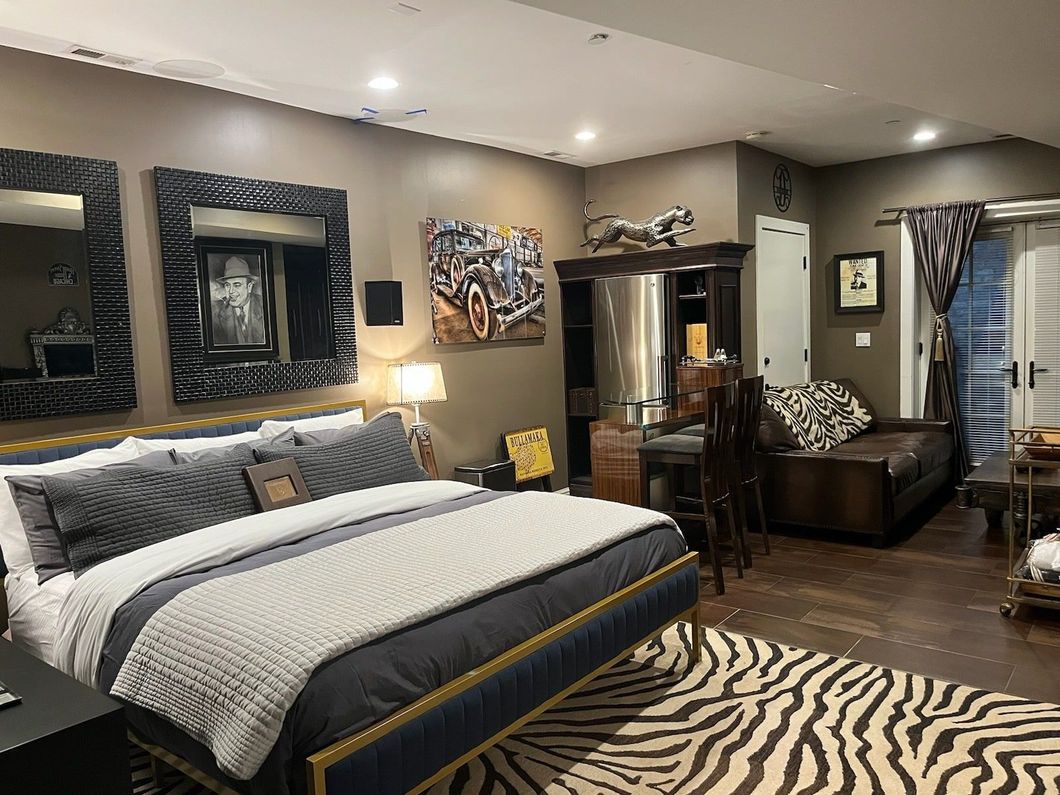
[699, 500, 1060, 703]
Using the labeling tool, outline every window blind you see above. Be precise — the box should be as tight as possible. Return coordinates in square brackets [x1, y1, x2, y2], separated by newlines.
[951, 229, 1014, 465]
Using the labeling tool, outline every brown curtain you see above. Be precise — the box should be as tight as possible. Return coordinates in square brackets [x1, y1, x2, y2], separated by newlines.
[906, 200, 985, 478]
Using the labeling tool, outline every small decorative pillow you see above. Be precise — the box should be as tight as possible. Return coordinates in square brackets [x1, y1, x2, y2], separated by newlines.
[258, 408, 365, 440]
[255, 411, 427, 499]
[763, 380, 872, 452]
[5, 450, 178, 584]
[43, 445, 258, 576]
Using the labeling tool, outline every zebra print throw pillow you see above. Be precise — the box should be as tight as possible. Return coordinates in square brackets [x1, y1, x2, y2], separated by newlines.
[763, 380, 872, 452]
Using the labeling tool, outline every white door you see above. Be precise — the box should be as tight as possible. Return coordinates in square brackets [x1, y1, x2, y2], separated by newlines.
[1025, 222, 1060, 425]
[755, 216, 810, 386]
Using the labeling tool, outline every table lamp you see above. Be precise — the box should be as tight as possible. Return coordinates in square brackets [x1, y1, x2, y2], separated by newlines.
[386, 361, 447, 478]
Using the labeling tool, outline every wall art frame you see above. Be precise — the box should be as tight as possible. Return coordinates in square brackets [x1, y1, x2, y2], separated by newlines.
[833, 250, 885, 314]
[0, 148, 135, 422]
[153, 166, 356, 402]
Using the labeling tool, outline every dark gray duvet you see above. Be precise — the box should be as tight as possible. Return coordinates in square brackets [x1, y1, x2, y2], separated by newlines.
[99, 490, 685, 795]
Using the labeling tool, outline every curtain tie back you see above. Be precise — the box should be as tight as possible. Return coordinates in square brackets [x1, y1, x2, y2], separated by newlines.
[933, 314, 948, 362]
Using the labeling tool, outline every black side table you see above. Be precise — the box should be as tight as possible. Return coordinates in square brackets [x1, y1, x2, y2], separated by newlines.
[0, 640, 129, 793]
[453, 459, 517, 491]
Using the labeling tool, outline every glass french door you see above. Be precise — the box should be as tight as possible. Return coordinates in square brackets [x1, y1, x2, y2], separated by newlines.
[948, 220, 1060, 465]
[1026, 222, 1060, 426]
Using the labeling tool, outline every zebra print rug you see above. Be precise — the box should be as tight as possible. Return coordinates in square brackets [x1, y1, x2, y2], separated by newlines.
[133, 624, 1060, 794]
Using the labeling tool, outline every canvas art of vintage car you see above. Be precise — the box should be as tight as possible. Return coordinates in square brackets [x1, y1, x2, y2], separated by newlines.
[426, 220, 545, 344]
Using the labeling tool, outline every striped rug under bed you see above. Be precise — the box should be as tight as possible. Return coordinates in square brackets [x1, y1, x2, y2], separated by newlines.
[132, 623, 1060, 794]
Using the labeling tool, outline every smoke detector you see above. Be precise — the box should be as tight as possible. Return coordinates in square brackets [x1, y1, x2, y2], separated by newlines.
[587, 32, 611, 45]
[66, 44, 139, 67]
[353, 107, 427, 124]
[542, 150, 575, 159]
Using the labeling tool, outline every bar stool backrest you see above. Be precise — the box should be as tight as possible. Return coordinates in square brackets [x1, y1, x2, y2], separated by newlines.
[735, 376, 765, 481]
[701, 382, 737, 502]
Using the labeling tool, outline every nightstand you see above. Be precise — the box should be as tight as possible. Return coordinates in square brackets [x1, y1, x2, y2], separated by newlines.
[0, 640, 129, 793]
[453, 459, 517, 491]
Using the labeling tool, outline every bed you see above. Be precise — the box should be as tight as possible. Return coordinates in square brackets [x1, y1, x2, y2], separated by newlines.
[0, 399, 700, 795]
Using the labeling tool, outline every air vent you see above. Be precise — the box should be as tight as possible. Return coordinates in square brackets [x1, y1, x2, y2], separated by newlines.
[66, 45, 139, 67]
[542, 150, 574, 159]
[68, 46, 105, 59]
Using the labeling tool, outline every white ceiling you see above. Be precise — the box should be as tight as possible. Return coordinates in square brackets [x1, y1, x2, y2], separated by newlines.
[0, 0, 1027, 167]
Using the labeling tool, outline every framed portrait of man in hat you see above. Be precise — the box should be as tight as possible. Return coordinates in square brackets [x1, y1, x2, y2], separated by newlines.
[195, 238, 279, 362]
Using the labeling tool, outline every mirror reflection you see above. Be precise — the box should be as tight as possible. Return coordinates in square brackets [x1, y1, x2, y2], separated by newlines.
[191, 207, 333, 365]
[0, 188, 95, 382]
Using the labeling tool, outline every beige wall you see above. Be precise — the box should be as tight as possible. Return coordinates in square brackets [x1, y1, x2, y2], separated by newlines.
[0, 47, 585, 484]
[735, 143, 816, 375]
[813, 138, 1060, 415]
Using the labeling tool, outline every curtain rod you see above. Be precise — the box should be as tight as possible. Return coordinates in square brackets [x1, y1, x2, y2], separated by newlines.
[882, 191, 1060, 215]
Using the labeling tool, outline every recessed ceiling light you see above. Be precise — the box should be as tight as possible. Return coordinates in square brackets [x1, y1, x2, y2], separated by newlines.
[822, 84, 842, 91]
[587, 32, 611, 45]
[153, 59, 225, 79]
[744, 130, 770, 140]
[369, 76, 399, 90]
[575, 130, 596, 141]
[913, 130, 937, 142]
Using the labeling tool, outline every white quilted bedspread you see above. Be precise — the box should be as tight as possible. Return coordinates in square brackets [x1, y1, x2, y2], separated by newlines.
[107, 488, 678, 780]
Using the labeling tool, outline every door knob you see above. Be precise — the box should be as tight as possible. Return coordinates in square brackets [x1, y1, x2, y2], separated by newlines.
[764, 357, 770, 367]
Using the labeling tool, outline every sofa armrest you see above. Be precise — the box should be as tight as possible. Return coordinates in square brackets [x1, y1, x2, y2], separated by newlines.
[757, 450, 892, 536]
[875, 418, 952, 435]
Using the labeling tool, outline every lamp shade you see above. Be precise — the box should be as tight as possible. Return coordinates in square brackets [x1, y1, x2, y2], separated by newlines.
[386, 361, 447, 406]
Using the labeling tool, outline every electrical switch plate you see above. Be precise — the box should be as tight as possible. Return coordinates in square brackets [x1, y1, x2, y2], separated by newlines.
[855, 332, 871, 348]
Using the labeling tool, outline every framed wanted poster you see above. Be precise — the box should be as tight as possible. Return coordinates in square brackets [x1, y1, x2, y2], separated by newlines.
[503, 425, 555, 484]
[833, 251, 884, 314]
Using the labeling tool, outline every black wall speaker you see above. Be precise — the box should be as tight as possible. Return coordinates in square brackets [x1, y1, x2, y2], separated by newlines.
[364, 280, 403, 326]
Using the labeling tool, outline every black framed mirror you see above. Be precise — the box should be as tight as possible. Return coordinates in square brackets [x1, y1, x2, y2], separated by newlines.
[0, 148, 135, 421]
[153, 167, 356, 402]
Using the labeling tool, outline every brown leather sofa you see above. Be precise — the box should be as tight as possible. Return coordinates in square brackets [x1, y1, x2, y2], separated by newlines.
[756, 379, 954, 546]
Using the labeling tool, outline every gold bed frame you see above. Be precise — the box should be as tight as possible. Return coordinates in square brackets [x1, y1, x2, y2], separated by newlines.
[2, 399, 701, 795]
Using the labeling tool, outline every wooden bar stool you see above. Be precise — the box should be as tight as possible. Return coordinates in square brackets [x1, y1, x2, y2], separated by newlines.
[674, 376, 768, 568]
[637, 382, 744, 595]
[734, 375, 770, 559]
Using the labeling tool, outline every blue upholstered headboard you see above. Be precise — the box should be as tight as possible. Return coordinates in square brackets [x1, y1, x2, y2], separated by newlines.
[0, 401, 367, 577]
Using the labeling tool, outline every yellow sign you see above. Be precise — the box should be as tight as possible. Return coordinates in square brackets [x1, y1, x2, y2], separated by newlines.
[497, 224, 512, 238]
[504, 425, 555, 483]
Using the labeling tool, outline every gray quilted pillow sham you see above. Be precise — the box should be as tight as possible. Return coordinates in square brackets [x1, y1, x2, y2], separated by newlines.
[5, 450, 178, 585]
[43, 445, 258, 576]
[256, 411, 428, 499]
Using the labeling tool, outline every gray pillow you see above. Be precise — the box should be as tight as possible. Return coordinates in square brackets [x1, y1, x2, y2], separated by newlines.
[5, 450, 178, 585]
[43, 445, 258, 576]
[293, 426, 345, 446]
[256, 412, 427, 499]
[173, 427, 295, 463]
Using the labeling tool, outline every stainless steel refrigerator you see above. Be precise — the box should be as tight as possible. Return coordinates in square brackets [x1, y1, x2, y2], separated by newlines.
[594, 273, 670, 414]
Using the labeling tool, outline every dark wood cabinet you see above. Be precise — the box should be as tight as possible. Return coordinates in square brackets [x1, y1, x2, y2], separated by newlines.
[554, 243, 752, 495]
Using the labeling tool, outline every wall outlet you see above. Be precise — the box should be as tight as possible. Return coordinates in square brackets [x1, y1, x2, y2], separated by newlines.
[855, 332, 871, 348]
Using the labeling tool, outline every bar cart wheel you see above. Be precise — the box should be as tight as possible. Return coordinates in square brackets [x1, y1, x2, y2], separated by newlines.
[1000, 601, 1016, 618]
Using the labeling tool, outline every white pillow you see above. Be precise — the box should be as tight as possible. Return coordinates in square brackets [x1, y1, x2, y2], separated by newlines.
[258, 407, 365, 439]
[0, 437, 140, 575]
[132, 430, 263, 454]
